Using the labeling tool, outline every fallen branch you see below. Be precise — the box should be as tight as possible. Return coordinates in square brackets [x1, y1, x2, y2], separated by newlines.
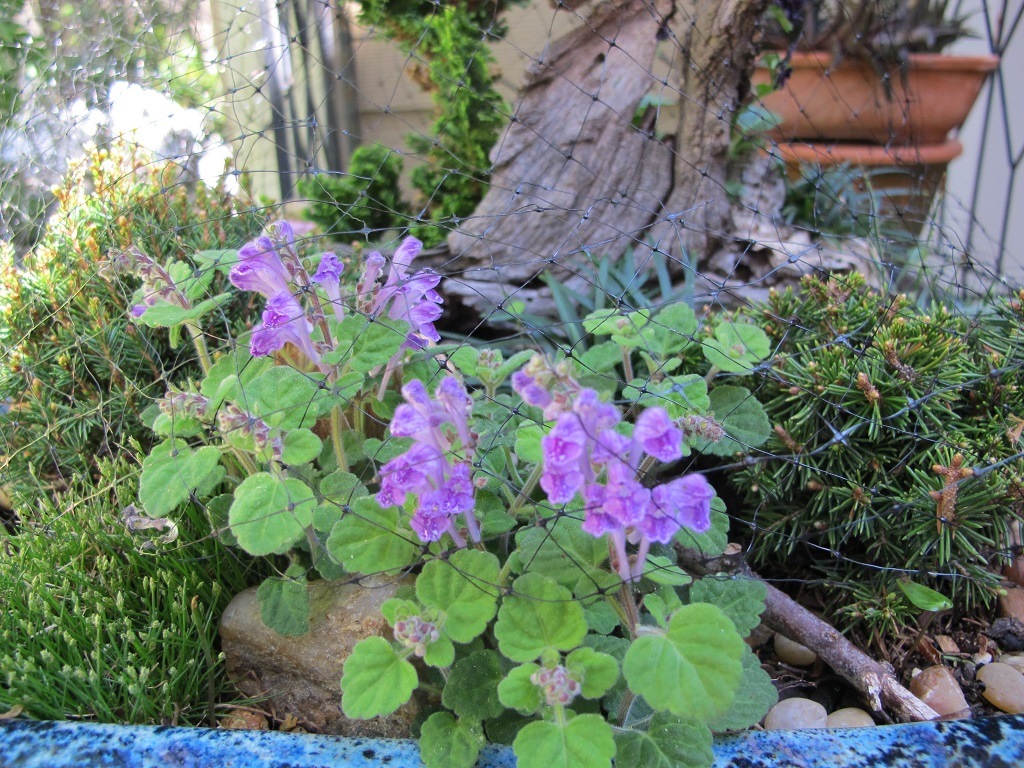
[676, 545, 941, 724]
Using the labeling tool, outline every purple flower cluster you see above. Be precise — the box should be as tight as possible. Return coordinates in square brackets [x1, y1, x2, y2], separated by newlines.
[527, 371, 715, 582]
[377, 376, 480, 547]
[231, 222, 328, 368]
[356, 237, 442, 351]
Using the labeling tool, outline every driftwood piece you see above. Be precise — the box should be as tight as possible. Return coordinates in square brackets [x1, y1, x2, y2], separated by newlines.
[445, 0, 781, 317]
[677, 545, 942, 724]
[446, 0, 675, 314]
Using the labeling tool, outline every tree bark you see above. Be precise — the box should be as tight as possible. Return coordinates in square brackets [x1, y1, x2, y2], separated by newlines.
[445, 0, 769, 316]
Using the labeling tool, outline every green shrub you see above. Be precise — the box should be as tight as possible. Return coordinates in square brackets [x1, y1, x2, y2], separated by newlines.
[299, 144, 406, 237]
[0, 143, 264, 501]
[0, 458, 262, 724]
[354, 0, 517, 245]
[732, 273, 1023, 629]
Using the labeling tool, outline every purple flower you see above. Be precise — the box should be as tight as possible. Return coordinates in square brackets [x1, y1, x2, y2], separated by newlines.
[249, 291, 321, 366]
[526, 369, 717, 582]
[378, 376, 480, 546]
[633, 407, 683, 464]
[311, 252, 346, 323]
[649, 473, 714, 538]
[511, 370, 553, 410]
[358, 237, 444, 351]
[232, 234, 293, 298]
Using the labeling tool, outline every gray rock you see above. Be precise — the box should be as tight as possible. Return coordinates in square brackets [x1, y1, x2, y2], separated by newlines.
[220, 577, 422, 736]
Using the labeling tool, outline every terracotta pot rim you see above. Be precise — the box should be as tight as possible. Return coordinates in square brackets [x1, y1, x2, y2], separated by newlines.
[771, 139, 964, 167]
[761, 50, 1000, 73]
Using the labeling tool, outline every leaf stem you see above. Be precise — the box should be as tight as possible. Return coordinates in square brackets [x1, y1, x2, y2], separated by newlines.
[331, 405, 349, 473]
[509, 462, 543, 517]
[184, 321, 213, 375]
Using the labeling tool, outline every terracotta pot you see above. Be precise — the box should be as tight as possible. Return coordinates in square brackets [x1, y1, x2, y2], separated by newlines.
[768, 140, 964, 237]
[752, 52, 999, 145]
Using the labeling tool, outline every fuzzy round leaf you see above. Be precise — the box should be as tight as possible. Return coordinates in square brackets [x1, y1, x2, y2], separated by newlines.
[228, 473, 316, 556]
[441, 650, 506, 720]
[495, 573, 587, 662]
[326, 497, 420, 575]
[702, 323, 770, 373]
[566, 647, 619, 699]
[512, 714, 616, 768]
[417, 550, 500, 643]
[139, 439, 225, 518]
[340, 637, 418, 719]
[623, 603, 744, 722]
[689, 576, 767, 638]
[613, 713, 713, 768]
[419, 712, 484, 768]
[497, 663, 543, 715]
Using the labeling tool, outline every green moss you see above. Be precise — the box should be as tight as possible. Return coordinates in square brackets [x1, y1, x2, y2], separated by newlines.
[0, 459, 262, 724]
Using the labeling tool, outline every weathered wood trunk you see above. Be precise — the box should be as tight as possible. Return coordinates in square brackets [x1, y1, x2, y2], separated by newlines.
[445, 0, 773, 316]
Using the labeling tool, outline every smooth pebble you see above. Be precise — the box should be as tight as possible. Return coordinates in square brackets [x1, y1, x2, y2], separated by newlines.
[826, 707, 875, 728]
[909, 665, 970, 716]
[764, 697, 828, 730]
[977, 662, 1024, 714]
[774, 633, 818, 666]
[1000, 653, 1024, 675]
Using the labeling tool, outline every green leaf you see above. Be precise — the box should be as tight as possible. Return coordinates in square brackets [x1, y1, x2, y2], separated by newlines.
[228, 473, 316, 556]
[326, 497, 420, 575]
[898, 581, 953, 612]
[702, 322, 770, 373]
[201, 351, 273, 412]
[476, 490, 517, 537]
[423, 634, 456, 668]
[340, 637, 418, 718]
[514, 422, 549, 463]
[689, 576, 767, 638]
[513, 714, 615, 768]
[139, 439, 225, 518]
[626, 374, 710, 420]
[513, 517, 609, 588]
[582, 308, 652, 348]
[448, 346, 479, 377]
[319, 471, 369, 504]
[280, 428, 323, 465]
[495, 573, 587, 662]
[641, 555, 693, 586]
[134, 301, 189, 328]
[417, 550, 500, 643]
[645, 304, 698, 358]
[325, 316, 410, 372]
[623, 603, 745, 722]
[704, 646, 778, 733]
[419, 712, 484, 768]
[441, 650, 506, 720]
[497, 663, 543, 715]
[693, 385, 771, 456]
[578, 341, 623, 374]
[614, 713, 713, 768]
[247, 366, 331, 429]
[565, 647, 619, 699]
[205, 493, 238, 546]
[256, 577, 309, 636]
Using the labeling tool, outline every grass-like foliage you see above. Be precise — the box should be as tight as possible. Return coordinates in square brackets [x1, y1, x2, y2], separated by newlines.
[0, 143, 264, 502]
[0, 458, 261, 724]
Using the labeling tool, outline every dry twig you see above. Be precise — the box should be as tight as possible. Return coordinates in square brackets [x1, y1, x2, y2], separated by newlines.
[676, 544, 940, 723]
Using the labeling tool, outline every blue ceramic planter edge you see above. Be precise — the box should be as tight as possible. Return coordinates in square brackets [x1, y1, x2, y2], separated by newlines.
[2, 714, 1024, 767]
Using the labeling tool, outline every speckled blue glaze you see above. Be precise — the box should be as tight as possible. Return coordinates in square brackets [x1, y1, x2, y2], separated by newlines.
[1, 715, 1022, 767]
